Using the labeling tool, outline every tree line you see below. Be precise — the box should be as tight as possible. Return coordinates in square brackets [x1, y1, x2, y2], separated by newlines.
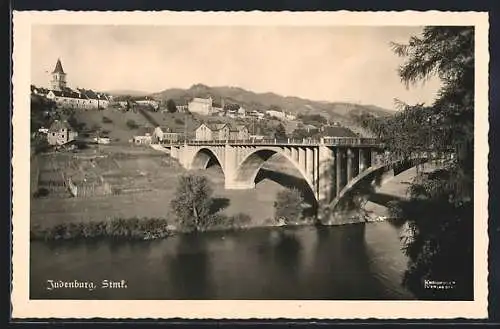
[360, 26, 475, 300]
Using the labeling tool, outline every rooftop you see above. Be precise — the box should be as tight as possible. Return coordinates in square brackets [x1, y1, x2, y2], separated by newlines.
[49, 120, 72, 132]
[52, 59, 65, 74]
[191, 97, 212, 104]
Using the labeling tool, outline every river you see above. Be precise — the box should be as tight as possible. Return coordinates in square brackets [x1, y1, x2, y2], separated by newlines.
[30, 221, 414, 300]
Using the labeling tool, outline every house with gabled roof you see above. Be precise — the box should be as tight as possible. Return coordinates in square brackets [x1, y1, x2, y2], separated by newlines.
[195, 122, 230, 141]
[46, 120, 78, 146]
[131, 126, 153, 145]
[195, 122, 249, 141]
[229, 124, 250, 140]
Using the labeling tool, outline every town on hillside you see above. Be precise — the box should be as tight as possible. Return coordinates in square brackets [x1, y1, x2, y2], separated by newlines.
[32, 58, 362, 151]
[27, 22, 477, 304]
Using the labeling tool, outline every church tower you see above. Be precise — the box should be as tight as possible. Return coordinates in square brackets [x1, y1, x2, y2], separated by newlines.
[50, 58, 67, 91]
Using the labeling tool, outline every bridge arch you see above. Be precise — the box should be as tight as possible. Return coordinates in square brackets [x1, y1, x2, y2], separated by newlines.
[190, 147, 225, 175]
[231, 147, 318, 205]
[327, 157, 430, 213]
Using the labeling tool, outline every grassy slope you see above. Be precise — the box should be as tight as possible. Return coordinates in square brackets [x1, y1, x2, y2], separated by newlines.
[74, 106, 294, 142]
[31, 145, 304, 229]
[73, 108, 154, 142]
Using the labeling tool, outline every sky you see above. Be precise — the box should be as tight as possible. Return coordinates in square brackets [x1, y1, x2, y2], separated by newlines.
[31, 25, 442, 110]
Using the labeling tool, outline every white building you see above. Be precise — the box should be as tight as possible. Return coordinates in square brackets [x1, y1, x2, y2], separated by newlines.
[135, 96, 159, 110]
[248, 110, 265, 120]
[132, 134, 152, 145]
[265, 109, 296, 121]
[152, 126, 164, 143]
[93, 137, 111, 144]
[266, 110, 286, 120]
[226, 110, 238, 118]
[188, 97, 213, 115]
[175, 105, 188, 113]
[237, 107, 247, 118]
[42, 59, 112, 110]
[46, 120, 78, 146]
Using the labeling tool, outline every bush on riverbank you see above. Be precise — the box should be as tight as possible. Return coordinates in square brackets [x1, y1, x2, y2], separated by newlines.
[274, 188, 305, 224]
[30, 217, 173, 241]
[206, 212, 253, 231]
[171, 174, 215, 232]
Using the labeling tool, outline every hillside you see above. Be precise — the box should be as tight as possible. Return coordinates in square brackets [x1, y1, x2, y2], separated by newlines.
[150, 84, 391, 117]
[72, 108, 155, 142]
[148, 84, 392, 135]
[70, 84, 393, 140]
[106, 90, 151, 97]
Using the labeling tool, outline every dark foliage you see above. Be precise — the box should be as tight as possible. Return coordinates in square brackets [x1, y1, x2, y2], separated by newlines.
[170, 174, 215, 232]
[166, 99, 177, 113]
[274, 188, 305, 224]
[126, 119, 139, 129]
[380, 26, 475, 299]
[30, 94, 57, 132]
[102, 116, 113, 124]
[30, 217, 173, 241]
[273, 123, 287, 140]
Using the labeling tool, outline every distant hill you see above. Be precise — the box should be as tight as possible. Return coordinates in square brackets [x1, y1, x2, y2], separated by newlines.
[106, 90, 151, 97]
[149, 84, 393, 135]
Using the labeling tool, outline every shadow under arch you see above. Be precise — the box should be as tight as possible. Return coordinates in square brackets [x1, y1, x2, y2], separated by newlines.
[327, 157, 430, 214]
[190, 147, 225, 175]
[233, 149, 318, 211]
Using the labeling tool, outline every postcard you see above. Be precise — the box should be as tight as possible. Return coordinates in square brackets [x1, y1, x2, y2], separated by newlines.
[11, 10, 489, 319]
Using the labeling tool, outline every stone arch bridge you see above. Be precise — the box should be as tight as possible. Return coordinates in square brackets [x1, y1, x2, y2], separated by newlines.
[162, 138, 435, 215]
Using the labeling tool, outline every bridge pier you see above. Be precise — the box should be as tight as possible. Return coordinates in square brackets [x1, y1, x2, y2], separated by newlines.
[313, 147, 320, 198]
[336, 148, 344, 196]
[371, 149, 378, 167]
[224, 144, 240, 189]
[291, 147, 298, 163]
[347, 148, 353, 182]
[306, 148, 314, 184]
[318, 145, 335, 204]
[170, 146, 180, 159]
[298, 147, 306, 173]
[359, 148, 367, 172]
[176, 145, 197, 169]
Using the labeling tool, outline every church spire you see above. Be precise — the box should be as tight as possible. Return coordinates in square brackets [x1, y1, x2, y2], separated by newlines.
[50, 58, 67, 91]
[52, 58, 65, 74]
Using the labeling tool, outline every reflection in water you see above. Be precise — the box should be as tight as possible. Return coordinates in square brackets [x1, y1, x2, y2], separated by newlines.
[30, 223, 414, 300]
[164, 233, 213, 299]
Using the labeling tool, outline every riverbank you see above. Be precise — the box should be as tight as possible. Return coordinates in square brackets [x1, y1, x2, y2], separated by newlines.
[29, 214, 320, 241]
[30, 145, 303, 230]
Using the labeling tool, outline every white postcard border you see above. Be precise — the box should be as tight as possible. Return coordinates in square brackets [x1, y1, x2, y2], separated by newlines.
[12, 10, 490, 319]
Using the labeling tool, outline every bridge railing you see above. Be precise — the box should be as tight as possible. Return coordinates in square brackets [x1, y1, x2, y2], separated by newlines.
[371, 151, 455, 166]
[321, 137, 380, 146]
[160, 137, 382, 147]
